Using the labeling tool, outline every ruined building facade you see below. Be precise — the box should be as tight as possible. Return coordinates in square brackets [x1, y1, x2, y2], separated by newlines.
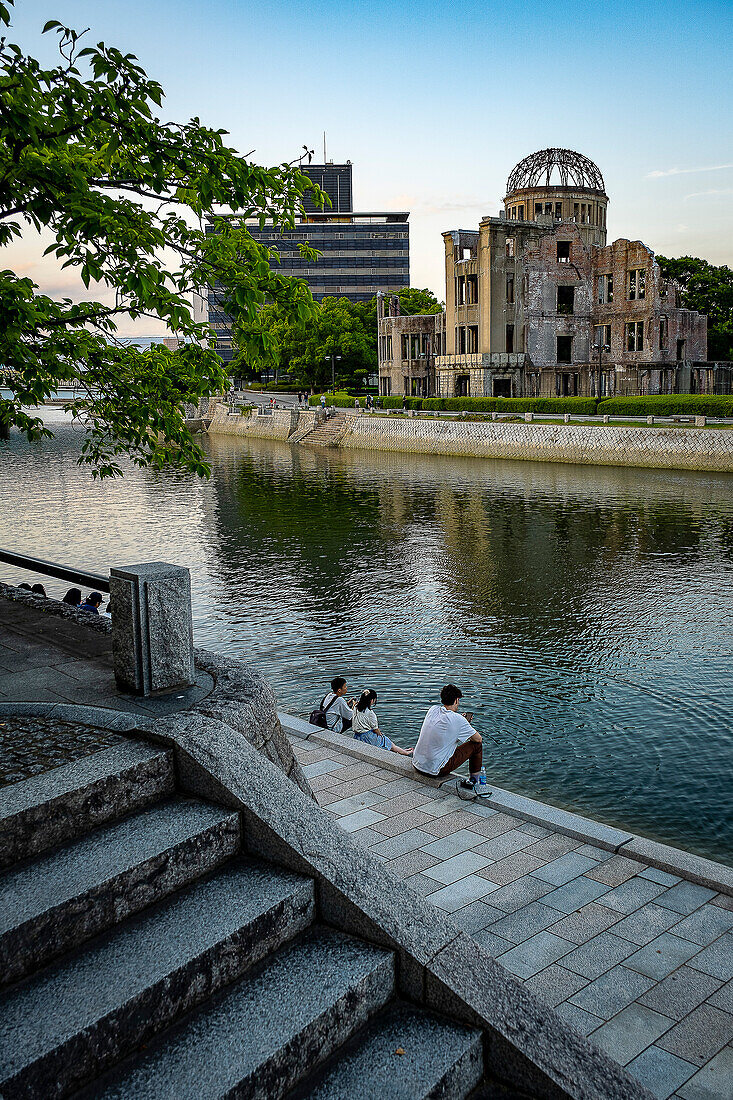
[378, 149, 728, 399]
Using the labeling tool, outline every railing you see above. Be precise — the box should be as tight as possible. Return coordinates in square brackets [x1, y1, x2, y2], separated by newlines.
[0, 549, 110, 592]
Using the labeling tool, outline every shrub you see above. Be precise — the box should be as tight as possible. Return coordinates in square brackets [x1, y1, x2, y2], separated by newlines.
[496, 397, 598, 415]
[598, 395, 733, 418]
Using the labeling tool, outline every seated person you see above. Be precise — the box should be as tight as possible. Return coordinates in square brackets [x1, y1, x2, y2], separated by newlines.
[352, 690, 413, 756]
[412, 683, 491, 798]
[319, 676, 356, 733]
[80, 591, 103, 614]
[63, 588, 82, 606]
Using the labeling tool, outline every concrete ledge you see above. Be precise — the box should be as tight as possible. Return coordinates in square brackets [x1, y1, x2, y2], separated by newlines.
[620, 835, 733, 895]
[147, 710, 650, 1100]
[0, 701, 151, 731]
[279, 710, 732, 893]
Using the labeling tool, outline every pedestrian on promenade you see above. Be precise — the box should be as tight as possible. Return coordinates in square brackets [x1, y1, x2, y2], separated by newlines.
[353, 690, 413, 756]
[354, 397, 360, 410]
[320, 393, 326, 409]
[412, 684, 491, 799]
[80, 592, 103, 614]
[62, 588, 82, 606]
[314, 677, 355, 734]
[31, 583, 47, 596]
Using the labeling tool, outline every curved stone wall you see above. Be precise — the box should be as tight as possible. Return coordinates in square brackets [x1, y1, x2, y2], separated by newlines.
[338, 415, 733, 473]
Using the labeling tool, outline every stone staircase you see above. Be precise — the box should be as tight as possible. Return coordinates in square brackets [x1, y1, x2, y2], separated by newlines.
[0, 738, 484, 1099]
[298, 412, 352, 447]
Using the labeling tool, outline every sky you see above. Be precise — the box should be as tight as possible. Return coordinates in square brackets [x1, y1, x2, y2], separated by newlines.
[6, 0, 733, 335]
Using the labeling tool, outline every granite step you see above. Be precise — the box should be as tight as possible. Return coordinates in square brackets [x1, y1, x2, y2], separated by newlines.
[286, 1004, 484, 1100]
[0, 797, 241, 987]
[0, 860, 315, 1099]
[76, 928, 395, 1100]
[0, 740, 174, 869]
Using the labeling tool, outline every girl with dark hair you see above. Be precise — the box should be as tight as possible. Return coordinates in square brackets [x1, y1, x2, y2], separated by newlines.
[352, 690, 413, 756]
[62, 588, 82, 606]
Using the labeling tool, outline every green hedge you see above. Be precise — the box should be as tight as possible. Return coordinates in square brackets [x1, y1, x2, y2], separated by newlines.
[308, 391, 369, 408]
[598, 395, 733, 418]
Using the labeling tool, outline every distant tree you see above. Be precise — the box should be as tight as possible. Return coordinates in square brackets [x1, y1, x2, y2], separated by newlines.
[0, 0, 320, 476]
[656, 255, 733, 361]
[396, 287, 443, 316]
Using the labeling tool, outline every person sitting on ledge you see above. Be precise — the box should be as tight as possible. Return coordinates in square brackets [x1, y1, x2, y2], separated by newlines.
[31, 583, 46, 596]
[412, 683, 491, 799]
[18, 582, 32, 590]
[62, 588, 82, 606]
[352, 689, 413, 756]
[319, 676, 356, 734]
[80, 591, 103, 615]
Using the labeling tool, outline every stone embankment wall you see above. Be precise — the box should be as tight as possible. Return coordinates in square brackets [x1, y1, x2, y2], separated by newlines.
[208, 403, 317, 441]
[338, 415, 733, 473]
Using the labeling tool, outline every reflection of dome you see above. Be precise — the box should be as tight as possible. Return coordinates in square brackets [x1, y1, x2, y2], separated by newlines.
[506, 149, 605, 193]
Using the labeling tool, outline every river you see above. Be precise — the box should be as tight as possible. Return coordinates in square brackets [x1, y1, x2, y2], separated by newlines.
[1, 410, 732, 863]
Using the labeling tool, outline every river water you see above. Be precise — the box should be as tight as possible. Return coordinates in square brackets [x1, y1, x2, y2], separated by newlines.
[1, 411, 732, 863]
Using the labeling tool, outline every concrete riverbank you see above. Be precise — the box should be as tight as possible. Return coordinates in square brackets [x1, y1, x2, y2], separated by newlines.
[2, 586, 731, 1098]
[208, 404, 733, 473]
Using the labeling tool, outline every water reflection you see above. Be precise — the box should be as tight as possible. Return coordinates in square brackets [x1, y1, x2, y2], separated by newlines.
[1, 414, 732, 862]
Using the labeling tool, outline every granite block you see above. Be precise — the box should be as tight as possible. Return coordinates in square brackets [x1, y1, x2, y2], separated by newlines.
[640, 868, 682, 887]
[337, 808, 387, 833]
[325, 792, 385, 817]
[370, 808, 434, 837]
[422, 810, 491, 837]
[420, 830, 486, 860]
[656, 883, 717, 916]
[533, 852, 602, 887]
[405, 872, 443, 898]
[625, 933, 701, 981]
[638, 966, 723, 1020]
[427, 876, 500, 913]
[477, 851, 548, 885]
[449, 900, 503, 935]
[376, 791, 437, 817]
[655, 1003, 733, 1067]
[591, 1004, 675, 1067]
[541, 876, 612, 914]
[461, 812, 524, 839]
[473, 829, 534, 860]
[554, 1002, 604, 1037]
[670, 905, 733, 947]
[525, 834, 582, 861]
[613, 903, 690, 947]
[383, 849, 440, 880]
[561, 932, 639, 980]
[485, 787, 632, 850]
[570, 965, 657, 1019]
[601, 878, 668, 914]
[548, 903, 622, 945]
[587, 855, 648, 887]
[626, 1045, 697, 1099]
[677, 1045, 733, 1100]
[485, 877, 555, 914]
[705, 977, 733, 1013]
[423, 851, 492, 886]
[486, 902, 565, 946]
[472, 929, 513, 957]
[370, 828, 436, 860]
[302, 759, 346, 778]
[623, 838, 733, 897]
[522, 964, 590, 1008]
[686, 933, 733, 981]
[498, 930, 576, 979]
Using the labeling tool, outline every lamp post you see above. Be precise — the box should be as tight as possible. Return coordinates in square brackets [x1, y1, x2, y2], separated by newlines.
[324, 354, 342, 395]
[595, 339, 610, 399]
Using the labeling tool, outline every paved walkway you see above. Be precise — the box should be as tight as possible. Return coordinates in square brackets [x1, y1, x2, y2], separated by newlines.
[289, 737, 733, 1100]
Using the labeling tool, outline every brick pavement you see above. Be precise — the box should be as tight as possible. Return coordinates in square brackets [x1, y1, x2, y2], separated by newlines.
[291, 738, 733, 1100]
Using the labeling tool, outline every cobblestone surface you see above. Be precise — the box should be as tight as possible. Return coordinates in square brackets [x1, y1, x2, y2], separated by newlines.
[0, 715, 124, 787]
[289, 734, 733, 1099]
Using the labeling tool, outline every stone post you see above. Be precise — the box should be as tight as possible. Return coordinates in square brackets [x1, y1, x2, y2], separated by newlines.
[646, 415, 655, 425]
[110, 562, 195, 696]
[563, 413, 570, 424]
[695, 415, 707, 427]
[524, 412, 533, 422]
[602, 414, 609, 424]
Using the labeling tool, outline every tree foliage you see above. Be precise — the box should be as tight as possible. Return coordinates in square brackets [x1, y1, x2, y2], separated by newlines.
[0, 0, 321, 475]
[656, 255, 733, 361]
[232, 286, 444, 390]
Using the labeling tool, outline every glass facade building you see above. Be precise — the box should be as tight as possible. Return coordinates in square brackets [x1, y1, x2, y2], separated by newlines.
[203, 163, 410, 364]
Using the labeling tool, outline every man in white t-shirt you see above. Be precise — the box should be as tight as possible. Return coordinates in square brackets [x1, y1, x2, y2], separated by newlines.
[320, 676, 355, 734]
[413, 684, 491, 799]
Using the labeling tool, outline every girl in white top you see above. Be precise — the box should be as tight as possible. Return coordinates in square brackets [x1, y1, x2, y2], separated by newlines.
[352, 690, 413, 756]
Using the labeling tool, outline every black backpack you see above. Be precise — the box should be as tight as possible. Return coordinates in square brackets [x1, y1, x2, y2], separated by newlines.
[309, 693, 338, 729]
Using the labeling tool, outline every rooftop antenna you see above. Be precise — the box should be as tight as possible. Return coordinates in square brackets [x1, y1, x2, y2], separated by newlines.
[323, 131, 327, 164]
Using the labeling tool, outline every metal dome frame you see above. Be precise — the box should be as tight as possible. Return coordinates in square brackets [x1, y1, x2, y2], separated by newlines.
[506, 148, 605, 194]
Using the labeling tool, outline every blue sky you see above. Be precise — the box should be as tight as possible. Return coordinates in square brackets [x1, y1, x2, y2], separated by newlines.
[7, 0, 733, 331]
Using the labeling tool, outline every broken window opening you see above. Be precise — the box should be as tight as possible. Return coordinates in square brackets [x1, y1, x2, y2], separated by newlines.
[467, 274, 478, 304]
[677, 338, 685, 361]
[557, 240, 571, 263]
[505, 324, 514, 353]
[626, 321, 644, 352]
[458, 326, 467, 354]
[506, 274, 515, 304]
[506, 238, 515, 258]
[386, 335, 392, 360]
[535, 203, 543, 219]
[659, 318, 667, 350]
[468, 326, 479, 353]
[557, 335, 572, 363]
[401, 334, 410, 360]
[594, 324, 611, 350]
[455, 374, 470, 397]
[598, 273, 613, 304]
[518, 204, 524, 220]
[628, 268, 646, 301]
[555, 202, 562, 219]
[557, 285, 575, 315]
[573, 203, 579, 222]
[457, 275, 466, 306]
